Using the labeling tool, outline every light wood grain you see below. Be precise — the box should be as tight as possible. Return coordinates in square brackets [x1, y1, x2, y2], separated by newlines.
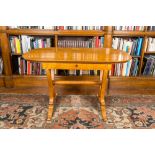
[46, 69, 55, 121]
[23, 48, 132, 64]
[42, 63, 111, 70]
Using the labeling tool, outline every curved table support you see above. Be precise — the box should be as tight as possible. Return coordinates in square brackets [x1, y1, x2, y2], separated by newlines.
[98, 69, 109, 121]
[46, 69, 55, 121]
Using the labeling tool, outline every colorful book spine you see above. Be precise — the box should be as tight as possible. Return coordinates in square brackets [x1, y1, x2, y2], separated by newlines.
[136, 38, 143, 56]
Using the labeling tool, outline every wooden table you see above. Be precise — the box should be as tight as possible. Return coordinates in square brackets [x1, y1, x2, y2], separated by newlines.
[23, 48, 131, 121]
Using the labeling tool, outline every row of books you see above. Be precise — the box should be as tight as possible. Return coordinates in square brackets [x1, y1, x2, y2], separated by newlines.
[147, 26, 155, 31]
[0, 57, 3, 75]
[112, 37, 143, 56]
[58, 37, 104, 48]
[10, 36, 53, 54]
[145, 38, 155, 52]
[11, 50, 154, 77]
[14, 55, 153, 77]
[12, 55, 140, 77]
[109, 58, 139, 76]
[11, 26, 155, 31]
[9, 35, 104, 54]
[9, 26, 104, 30]
[58, 70, 100, 76]
[14, 55, 140, 77]
[13, 56, 100, 76]
[8, 26, 155, 31]
[12, 57, 44, 75]
[113, 26, 145, 31]
[142, 55, 155, 76]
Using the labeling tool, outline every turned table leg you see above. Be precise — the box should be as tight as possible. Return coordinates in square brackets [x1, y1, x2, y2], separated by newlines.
[46, 69, 55, 121]
[98, 69, 108, 121]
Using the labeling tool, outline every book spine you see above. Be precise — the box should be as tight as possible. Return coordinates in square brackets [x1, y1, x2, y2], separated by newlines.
[136, 38, 143, 56]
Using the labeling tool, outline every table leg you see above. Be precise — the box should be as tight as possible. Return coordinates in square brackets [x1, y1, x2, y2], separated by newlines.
[99, 70, 108, 121]
[46, 69, 55, 121]
[98, 70, 103, 98]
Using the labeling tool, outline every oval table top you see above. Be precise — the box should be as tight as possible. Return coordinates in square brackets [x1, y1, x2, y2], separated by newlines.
[22, 48, 132, 64]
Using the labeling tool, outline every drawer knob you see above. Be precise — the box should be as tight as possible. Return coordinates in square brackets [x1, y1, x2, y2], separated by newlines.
[75, 64, 78, 67]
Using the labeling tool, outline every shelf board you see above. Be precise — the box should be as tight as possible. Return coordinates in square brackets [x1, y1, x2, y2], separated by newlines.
[56, 30, 105, 36]
[144, 52, 155, 54]
[7, 29, 56, 36]
[5, 29, 155, 37]
[145, 31, 155, 36]
[113, 30, 146, 36]
[6, 29, 105, 36]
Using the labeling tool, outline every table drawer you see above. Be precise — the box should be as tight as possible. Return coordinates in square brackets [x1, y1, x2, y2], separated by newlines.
[42, 63, 111, 70]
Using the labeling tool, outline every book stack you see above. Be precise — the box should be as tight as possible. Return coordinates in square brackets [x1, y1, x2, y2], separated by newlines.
[114, 26, 145, 31]
[10, 35, 53, 54]
[111, 37, 143, 76]
[142, 55, 155, 76]
[9, 26, 104, 30]
[58, 37, 104, 48]
[145, 38, 155, 52]
[147, 26, 155, 31]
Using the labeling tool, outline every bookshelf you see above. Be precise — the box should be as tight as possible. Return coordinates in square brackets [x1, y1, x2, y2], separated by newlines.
[0, 26, 155, 95]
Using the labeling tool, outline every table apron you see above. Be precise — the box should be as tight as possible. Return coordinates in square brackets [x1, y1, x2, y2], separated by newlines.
[42, 63, 112, 70]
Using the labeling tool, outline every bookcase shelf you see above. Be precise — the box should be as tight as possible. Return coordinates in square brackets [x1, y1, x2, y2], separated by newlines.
[113, 30, 155, 37]
[56, 30, 105, 36]
[6, 29, 105, 36]
[145, 32, 155, 36]
[113, 30, 146, 36]
[7, 29, 56, 36]
[144, 52, 155, 54]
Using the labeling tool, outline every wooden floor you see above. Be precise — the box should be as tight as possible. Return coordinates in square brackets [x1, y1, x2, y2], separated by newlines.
[0, 85, 155, 95]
